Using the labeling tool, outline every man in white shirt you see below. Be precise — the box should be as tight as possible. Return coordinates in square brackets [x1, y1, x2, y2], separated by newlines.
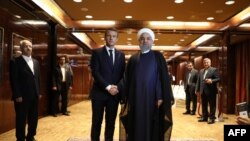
[52, 55, 73, 117]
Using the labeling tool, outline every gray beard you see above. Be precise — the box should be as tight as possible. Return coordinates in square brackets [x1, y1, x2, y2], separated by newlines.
[139, 45, 151, 52]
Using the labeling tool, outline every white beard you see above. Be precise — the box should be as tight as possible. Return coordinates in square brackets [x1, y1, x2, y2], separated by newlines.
[139, 45, 151, 53]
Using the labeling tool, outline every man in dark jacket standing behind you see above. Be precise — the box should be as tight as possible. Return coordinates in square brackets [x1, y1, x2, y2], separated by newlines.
[52, 55, 73, 117]
[10, 40, 41, 141]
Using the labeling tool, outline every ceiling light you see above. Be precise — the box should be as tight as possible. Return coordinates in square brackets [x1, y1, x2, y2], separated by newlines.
[215, 10, 223, 14]
[81, 20, 116, 26]
[207, 17, 214, 21]
[72, 32, 92, 48]
[81, 8, 88, 11]
[174, 52, 184, 56]
[124, 0, 133, 3]
[14, 15, 21, 19]
[191, 34, 215, 46]
[58, 37, 65, 40]
[149, 21, 210, 27]
[225, 0, 235, 5]
[175, 0, 184, 4]
[73, 0, 82, 2]
[239, 23, 250, 28]
[19, 20, 47, 25]
[85, 15, 93, 19]
[125, 16, 133, 19]
[166, 16, 174, 20]
[240, 13, 250, 20]
[32, 0, 68, 27]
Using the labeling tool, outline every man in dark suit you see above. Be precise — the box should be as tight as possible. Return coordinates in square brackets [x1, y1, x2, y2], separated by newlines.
[52, 55, 73, 116]
[90, 28, 125, 141]
[196, 58, 220, 124]
[183, 61, 198, 115]
[9, 40, 41, 141]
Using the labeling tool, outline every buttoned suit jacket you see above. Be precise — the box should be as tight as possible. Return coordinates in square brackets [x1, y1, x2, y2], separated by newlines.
[52, 64, 72, 91]
[90, 46, 125, 101]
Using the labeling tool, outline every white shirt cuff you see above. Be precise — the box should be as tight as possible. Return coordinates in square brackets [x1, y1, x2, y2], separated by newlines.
[106, 85, 111, 91]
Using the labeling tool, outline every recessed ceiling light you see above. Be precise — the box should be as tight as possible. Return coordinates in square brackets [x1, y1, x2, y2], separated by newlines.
[85, 15, 93, 19]
[166, 16, 174, 20]
[73, 0, 82, 3]
[207, 17, 214, 21]
[14, 15, 21, 19]
[81, 8, 88, 11]
[175, 0, 184, 4]
[58, 37, 65, 40]
[215, 10, 223, 14]
[125, 15, 133, 19]
[225, 0, 235, 5]
[124, 0, 133, 3]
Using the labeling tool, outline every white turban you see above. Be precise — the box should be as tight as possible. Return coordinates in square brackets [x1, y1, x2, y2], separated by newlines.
[137, 28, 155, 41]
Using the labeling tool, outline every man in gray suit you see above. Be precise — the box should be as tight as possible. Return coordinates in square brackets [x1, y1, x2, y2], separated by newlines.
[196, 58, 220, 124]
[183, 61, 198, 115]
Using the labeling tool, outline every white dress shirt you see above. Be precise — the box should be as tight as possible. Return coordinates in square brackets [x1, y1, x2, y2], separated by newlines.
[22, 55, 34, 74]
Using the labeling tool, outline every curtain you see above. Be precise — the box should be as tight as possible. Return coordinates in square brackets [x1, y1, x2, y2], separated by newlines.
[235, 40, 250, 104]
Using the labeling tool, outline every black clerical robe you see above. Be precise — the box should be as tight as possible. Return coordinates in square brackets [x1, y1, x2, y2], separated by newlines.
[120, 50, 173, 141]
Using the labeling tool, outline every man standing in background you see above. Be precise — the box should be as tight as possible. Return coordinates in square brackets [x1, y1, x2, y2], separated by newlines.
[10, 40, 41, 141]
[196, 58, 220, 124]
[183, 61, 198, 115]
[52, 55, 73, 117]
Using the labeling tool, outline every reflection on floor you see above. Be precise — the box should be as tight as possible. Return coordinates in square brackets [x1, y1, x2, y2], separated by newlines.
[0, 99, 237, 141]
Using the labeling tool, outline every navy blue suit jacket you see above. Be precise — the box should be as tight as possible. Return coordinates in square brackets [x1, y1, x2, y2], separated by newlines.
[90, 47, 125, 100]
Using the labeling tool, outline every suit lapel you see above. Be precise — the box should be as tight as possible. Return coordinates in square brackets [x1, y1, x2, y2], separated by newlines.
[205, 67, 213, 78]
[20, 57, 34, 75]
[33, 59, 39, 76]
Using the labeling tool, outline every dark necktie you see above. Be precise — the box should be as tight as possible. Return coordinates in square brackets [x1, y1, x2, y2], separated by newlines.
[109, 49, 113, 65]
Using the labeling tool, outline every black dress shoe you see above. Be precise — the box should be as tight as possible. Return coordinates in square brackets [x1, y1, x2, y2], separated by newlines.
[52, 114, 57, 117]
[183, 111, 190, 115]
[198, 118, 208, 122]
[207, 119, 215, 124]
[26, 137, 37, 141]
[190, 112, 195, 115]
[62, 112, 70, 116]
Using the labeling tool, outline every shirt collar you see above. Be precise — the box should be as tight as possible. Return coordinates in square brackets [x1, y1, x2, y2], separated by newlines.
[105, 46, 114, 51]
[141, 49, 150, 54]
[22, 55, 32, 61]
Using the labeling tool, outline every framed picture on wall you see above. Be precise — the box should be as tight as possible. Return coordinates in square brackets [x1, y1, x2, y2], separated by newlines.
[11, 33, 31, 58]
[0, 27, 4, 84]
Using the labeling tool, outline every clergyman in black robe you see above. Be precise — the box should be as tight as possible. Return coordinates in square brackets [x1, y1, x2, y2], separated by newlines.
[119, 28, 174, 141]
